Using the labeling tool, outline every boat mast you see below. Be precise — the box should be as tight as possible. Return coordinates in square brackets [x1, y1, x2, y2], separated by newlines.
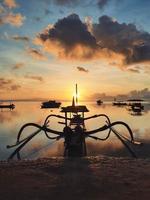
[72, 96, 75, 106]
[76, 83, 78, 105]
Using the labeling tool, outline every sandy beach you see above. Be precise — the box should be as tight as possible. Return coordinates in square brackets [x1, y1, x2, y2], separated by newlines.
[0, 156, 150, 200]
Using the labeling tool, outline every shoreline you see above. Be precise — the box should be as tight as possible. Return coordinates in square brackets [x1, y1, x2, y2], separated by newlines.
[0, 156, 150, 200]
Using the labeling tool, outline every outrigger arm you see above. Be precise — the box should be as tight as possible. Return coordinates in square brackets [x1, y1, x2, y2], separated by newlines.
[7, 114, 141, 160]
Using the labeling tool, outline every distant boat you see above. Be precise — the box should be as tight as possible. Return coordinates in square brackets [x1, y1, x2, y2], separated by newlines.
[41, 100, 61, 109]
[127, 99, 144, 102]
[97, 100, 103, 105]
[128, 102, 144, 112]
[112, 100, 127, 106]
[0, 103, 15, 110]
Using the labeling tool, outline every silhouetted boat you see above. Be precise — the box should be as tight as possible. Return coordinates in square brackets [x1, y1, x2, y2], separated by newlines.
[127, 99, 144, 102]
[112, 100, 127, 106]
[97, 100, 103, 105]
[128, 102, 144, 112]
[41, 100, 61, 109]
[0, 103, 15, 110]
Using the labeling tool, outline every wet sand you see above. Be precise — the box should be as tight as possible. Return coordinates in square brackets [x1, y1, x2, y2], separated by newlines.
[0, 156, 150, 200]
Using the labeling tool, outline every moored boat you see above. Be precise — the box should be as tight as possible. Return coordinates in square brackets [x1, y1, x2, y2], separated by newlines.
[128, 102, 144, 112]
[41, 100, 61, 109]
[112, 100, 127, 106]
[97, 100, 103, 105]
[0, 103, 15, 110]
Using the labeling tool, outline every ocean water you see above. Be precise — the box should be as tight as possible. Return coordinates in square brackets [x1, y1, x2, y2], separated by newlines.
[0, 101, 150, 160]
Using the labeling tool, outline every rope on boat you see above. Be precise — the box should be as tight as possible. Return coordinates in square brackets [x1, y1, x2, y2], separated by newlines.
[23, 139, 58, 159]
[7, 116, 64, 160]
[84, 114, 141, 158]
[8, 128, 42, 160]
[108, 124, 137, 158]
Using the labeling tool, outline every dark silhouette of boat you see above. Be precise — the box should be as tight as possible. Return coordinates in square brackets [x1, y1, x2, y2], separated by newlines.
[0, 103, 15, 110]
[127, 99, 144, 102]
[97, 100, 103, 105]
[112, 99, 127, 106]
[41, 100, 61, 109]
[60, 85, 89, 157]
[127, 99, 144, 113]
[128, 102, 144, 112]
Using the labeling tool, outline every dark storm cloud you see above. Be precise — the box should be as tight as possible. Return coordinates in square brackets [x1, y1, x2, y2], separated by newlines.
[92, 15, 150, 64]
[36, 13, 150, 66]
[37, 14, 98, 59]
[40, 14, 97, 48]
[77, 66, 89, 73]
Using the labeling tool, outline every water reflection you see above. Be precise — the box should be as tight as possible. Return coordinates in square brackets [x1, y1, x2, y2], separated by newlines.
[0, 110, 19, 123]
[0, 101, 149, 160]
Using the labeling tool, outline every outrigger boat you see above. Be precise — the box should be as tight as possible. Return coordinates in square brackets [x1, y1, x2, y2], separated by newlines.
[7, 85, 141, 160]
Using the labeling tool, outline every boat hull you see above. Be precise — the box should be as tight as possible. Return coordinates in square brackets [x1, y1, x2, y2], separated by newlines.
[97, 100, 103, 105]
[113, 102, 127, 106]
[41, 102, 61, 109]
[0, 104, 15, 109]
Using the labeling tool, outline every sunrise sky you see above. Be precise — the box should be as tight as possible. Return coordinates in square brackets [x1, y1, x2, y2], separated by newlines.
[0, 0, 150, 101]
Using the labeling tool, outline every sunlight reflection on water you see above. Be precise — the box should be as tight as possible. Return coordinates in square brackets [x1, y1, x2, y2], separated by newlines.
[0, 101, 150, 160]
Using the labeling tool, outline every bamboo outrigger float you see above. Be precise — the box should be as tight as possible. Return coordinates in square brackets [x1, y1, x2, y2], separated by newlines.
[7, 85, 141, 160]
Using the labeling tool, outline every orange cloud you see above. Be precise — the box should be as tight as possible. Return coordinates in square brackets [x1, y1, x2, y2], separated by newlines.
[11, 35, 29, 42]
[2, 12, 25, 27]
[4, 0, 18, 9]
[34, 35, 124, 65]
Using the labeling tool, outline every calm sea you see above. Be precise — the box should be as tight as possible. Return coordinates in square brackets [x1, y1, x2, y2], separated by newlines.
[0, 101, 150, 160]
